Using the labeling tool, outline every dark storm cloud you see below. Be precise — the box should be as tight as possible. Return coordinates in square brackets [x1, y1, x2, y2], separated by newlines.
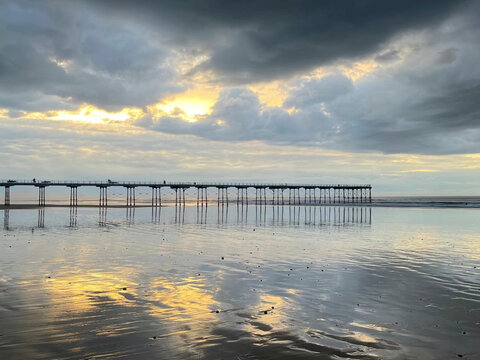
[89, 0, 472, 83]
[0, 0, 180, 111]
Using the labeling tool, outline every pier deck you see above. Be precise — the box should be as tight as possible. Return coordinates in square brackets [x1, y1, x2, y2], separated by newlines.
[1, 180, 372, 207]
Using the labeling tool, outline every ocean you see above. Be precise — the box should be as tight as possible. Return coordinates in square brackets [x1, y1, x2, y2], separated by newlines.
[1, 204, 479, 359]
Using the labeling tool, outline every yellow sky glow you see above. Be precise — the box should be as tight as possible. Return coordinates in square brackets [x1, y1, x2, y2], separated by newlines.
[22, 104, 145, 124]
[342, 60, 378, 81]
[249, 81, 288, 107]
[0, 108, 9, 119]
[148, 87, 219, 122]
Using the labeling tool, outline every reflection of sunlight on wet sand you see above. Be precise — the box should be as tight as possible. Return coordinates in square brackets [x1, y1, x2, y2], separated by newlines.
[392, 232, 440, 255]
[44, 271, 138, 314]
[147, 276, 218, 322]
[350, 322, 391, 333]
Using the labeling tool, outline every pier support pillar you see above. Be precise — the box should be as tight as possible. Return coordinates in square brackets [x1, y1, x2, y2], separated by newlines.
[38, 186, 45, 207]
[99, 186, 107, 207]
[126, 187, 135, 207]
[69, 186, 78, 206]
[151, 187, 161, 207]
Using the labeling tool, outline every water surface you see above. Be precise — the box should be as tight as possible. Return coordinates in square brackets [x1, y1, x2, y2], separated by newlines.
[1, 205, 479, 359]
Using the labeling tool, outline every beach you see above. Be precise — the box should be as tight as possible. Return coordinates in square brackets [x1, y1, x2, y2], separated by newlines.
[1, 204, 479, 359]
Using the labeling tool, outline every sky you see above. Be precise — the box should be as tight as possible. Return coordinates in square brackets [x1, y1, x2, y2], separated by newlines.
[1, 0, 480, 195]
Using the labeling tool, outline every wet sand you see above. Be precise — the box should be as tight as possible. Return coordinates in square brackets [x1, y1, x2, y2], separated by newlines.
[1, 205, 479, 359]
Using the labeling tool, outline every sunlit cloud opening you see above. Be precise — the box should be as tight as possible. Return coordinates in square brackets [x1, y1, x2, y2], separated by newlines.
[342, 60, 378, 81]
[249, 81, 288, 107]
[49, 56, 72, 71]
[399, 169, 439, 173]
[148, 88, 218, 123]
[22, 104, 145, 124]
[0, 108, 9, 119]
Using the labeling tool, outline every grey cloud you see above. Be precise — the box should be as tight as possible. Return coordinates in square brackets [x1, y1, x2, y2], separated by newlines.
[0, 0, 181, 111]
[374, 50, 401, 63]
[89, 0, 473, 83]
[436, 48, 459, 65]
[284, 75, 353, 108]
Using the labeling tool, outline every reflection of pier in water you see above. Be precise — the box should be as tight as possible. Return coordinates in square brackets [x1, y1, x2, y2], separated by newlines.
[2, 205, 371, 229]
[151, 206, 161, 224]
[3, 209, 9, 230]
[99, 207, 107, 227]
[202, 204, 371, 226]
[126, 207, 135, 225]
[37, 209, 45, 228]
[69, 207, 77, 227]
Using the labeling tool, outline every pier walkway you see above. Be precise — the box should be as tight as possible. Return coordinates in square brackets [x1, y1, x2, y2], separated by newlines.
[1, 180, 372, 207]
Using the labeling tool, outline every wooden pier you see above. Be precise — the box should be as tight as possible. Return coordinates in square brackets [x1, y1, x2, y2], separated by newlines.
[0, 180, 372, 207]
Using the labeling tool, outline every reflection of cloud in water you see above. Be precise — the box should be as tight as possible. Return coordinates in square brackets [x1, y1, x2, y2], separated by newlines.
[43, 271, 139, 314]
[147, 276, 218, 322]
[1, 206, 479, 359]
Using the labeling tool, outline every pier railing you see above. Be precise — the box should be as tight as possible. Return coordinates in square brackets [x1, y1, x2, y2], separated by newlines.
[1, 179, 371, 187]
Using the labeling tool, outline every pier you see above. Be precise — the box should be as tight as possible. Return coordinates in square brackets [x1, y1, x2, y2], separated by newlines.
[1, 180, 372, 207]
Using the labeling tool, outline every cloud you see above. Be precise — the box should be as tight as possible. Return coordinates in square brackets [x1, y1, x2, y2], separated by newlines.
[135, 1, 480, 155]
[89, 0, 473, 83]
[0, 0, 181, 111]
[2, 0, 480, 160]
[284, 74, 353, 108]
[374, 50, 401, 63]
[143, 88, 314, 143]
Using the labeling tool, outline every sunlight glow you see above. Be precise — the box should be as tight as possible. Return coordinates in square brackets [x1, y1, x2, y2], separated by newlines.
[148, 88, 218, 122]
[44, 271, 139, 313]
[0, 108, 9, 119]
[49, 56, 72, 71]
[148, 276, 218, 322]
[399, 169, 439, 173]
[23, 104, 145, 124]
[249, 81, 288, 107]
[343, 60, 378, 81]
